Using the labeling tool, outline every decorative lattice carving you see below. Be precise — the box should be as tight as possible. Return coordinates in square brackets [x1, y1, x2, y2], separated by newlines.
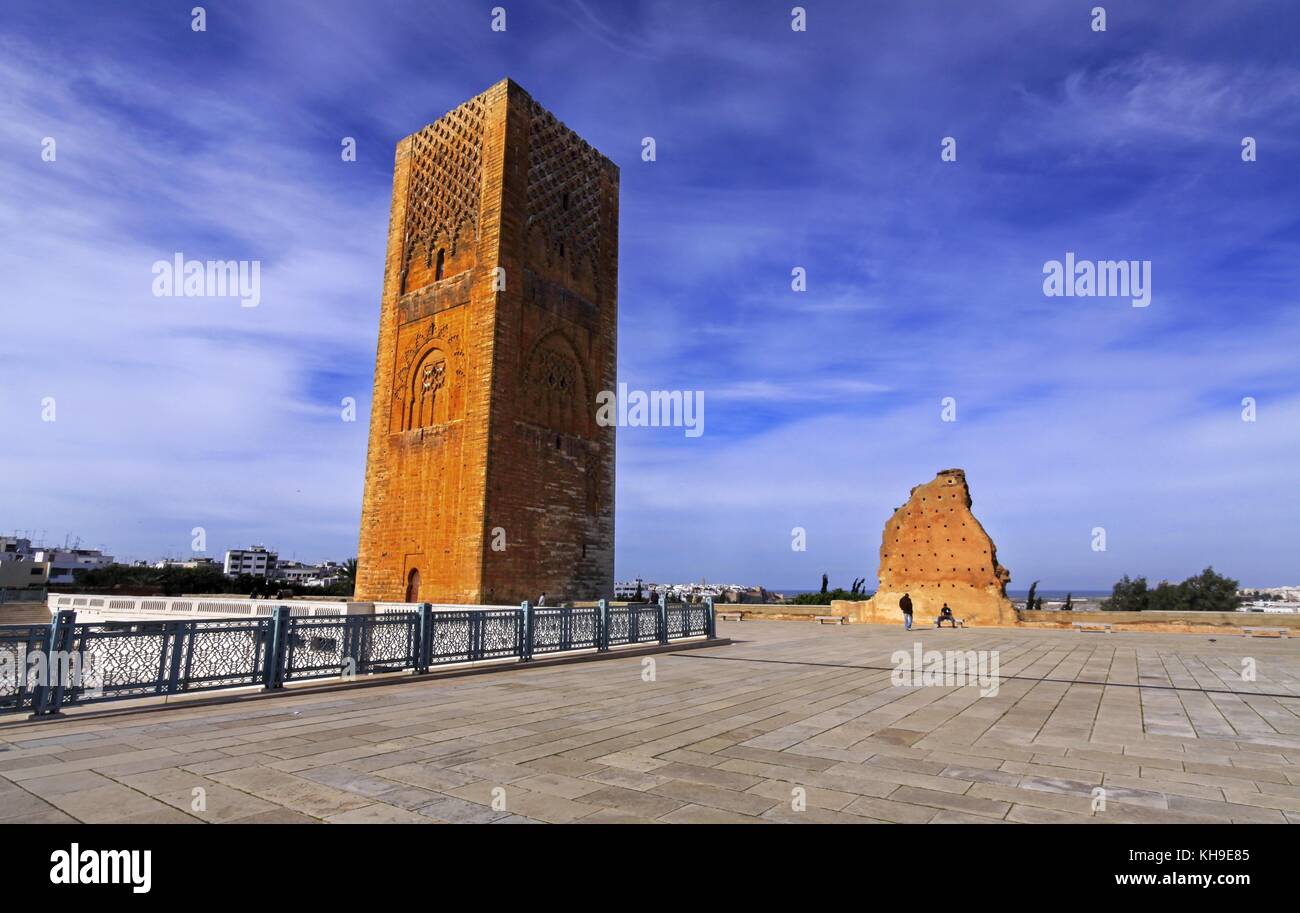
[531, 349, 576, 396]
[524, 335, 587, 435]
[393, 320, 464, 431]
[404, 94, 486, 280]
[526, 100, 605, 286]
[406, 350, 447, 430]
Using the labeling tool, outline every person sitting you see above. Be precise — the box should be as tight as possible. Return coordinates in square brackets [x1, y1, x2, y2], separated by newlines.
[936, 603, 958, 628]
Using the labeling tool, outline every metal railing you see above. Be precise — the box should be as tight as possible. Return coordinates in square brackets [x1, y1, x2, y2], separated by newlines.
[2, 596, 716, 718]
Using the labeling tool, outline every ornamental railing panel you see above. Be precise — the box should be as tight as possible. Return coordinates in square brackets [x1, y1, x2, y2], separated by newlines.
[532, 607, 599, 655]
[0, 624, 50, 714]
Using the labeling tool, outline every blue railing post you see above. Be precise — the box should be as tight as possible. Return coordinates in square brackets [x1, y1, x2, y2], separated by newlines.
[342, 615, 365, 677]
[657, 594, 669, 645]
[31, 609, 76, 718]
[164, 622, 186, 695]
[705, 596, 716, 638]
[264, 605, 291, 690]
[597, 599, 609, 652]
[520, 601, 533, 661]
[414, 603, 433, 673]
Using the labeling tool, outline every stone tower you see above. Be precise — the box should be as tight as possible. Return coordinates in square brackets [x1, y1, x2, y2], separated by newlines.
[356, 79, 619, 605]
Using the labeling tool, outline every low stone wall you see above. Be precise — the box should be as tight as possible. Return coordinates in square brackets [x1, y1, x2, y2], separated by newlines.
[824, 602, 1300, 633]
[714, 603, 853, 622]
[1016, 610, 1300, 634]
[714, 601, 1299, 634]
[836, 594, 1016, 627]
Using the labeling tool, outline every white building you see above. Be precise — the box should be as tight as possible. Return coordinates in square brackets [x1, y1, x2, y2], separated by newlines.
[223, 546, 278, 578]
[2, 537, 114, 585]
[273, 561, 325, 584]
[30, 546, 114, 585]
[613, 578, 644, 600]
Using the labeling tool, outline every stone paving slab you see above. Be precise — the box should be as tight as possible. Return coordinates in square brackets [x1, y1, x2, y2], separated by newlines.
[1, 620, 1297, 824]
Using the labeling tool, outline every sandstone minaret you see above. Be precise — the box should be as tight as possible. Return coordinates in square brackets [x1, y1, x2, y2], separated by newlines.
[356, 79, 619, 605]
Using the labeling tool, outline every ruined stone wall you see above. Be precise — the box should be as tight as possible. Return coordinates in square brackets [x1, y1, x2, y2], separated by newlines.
[864, 469, 1016, 626]
[356, 80, 617, 605]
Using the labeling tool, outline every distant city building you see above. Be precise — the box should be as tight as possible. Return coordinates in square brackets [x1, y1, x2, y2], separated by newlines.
[0, 536, 34, 560]
[154, 557, 223, 571]
[0, 556, 50, 591]
[272, 560, 345, 586]
[1240, 586, 1300, 603]
[223, 546, 278, 578]
[614, 579, 775, 604]
[2, 536, 113, 585]
[613, 578, 643, 600]
[32, 547, 113, 586]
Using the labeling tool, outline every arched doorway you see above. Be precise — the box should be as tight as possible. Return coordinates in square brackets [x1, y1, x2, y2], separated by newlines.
[405, 568, 421, 603]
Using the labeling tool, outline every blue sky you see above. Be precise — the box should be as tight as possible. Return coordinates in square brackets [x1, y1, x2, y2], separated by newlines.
[1, 1, 1297, 590]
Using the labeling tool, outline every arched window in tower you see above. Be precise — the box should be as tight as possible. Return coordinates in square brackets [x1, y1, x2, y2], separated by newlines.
[406, 347, 447, 430]
[405, 568, 421, 603]
[434, 248, 446, 281]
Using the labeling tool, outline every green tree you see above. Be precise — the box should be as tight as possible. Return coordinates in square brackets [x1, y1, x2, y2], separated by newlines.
[1147, 580, 1187, 612]
[1181, 566, 1241, 613]
[1101, 568, 1242, 613]
[1101, 575, 1149, 612]
[335, 559, 358, 597]
[340, 558, 358, 585]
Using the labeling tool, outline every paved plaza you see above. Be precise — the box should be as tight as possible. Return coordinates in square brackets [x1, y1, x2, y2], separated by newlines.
[1, 620, 1298, 824]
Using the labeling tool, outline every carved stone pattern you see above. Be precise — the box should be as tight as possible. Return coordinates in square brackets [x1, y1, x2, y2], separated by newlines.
[526, 100, 605, 287]
[421, 360, 446, 397]
[393, 321, 464, 404]
[404, 94, 486, 276]
[531, 349, 576, 396]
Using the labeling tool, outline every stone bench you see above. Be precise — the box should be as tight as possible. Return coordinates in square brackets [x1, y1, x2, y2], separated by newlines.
[716, 611, 743, 622]
[1242, 626, 1289, 639]
[814, 615, 846, 625]
[1072, 621, 1113, 633]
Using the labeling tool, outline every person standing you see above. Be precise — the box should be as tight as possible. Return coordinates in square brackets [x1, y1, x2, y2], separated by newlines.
[899, 592, 913, 630]
[537, 592, 546, 607]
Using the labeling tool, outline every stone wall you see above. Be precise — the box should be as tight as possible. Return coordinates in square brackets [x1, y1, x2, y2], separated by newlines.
[357, 79, 618, 605]
[1017, 610, 1300, 633]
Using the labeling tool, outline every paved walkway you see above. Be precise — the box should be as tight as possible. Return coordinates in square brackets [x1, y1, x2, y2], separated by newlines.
[2, 621, 1298, 823]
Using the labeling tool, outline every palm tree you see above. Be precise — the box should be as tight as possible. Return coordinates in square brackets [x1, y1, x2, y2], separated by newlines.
[340, 559, 358, 594]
